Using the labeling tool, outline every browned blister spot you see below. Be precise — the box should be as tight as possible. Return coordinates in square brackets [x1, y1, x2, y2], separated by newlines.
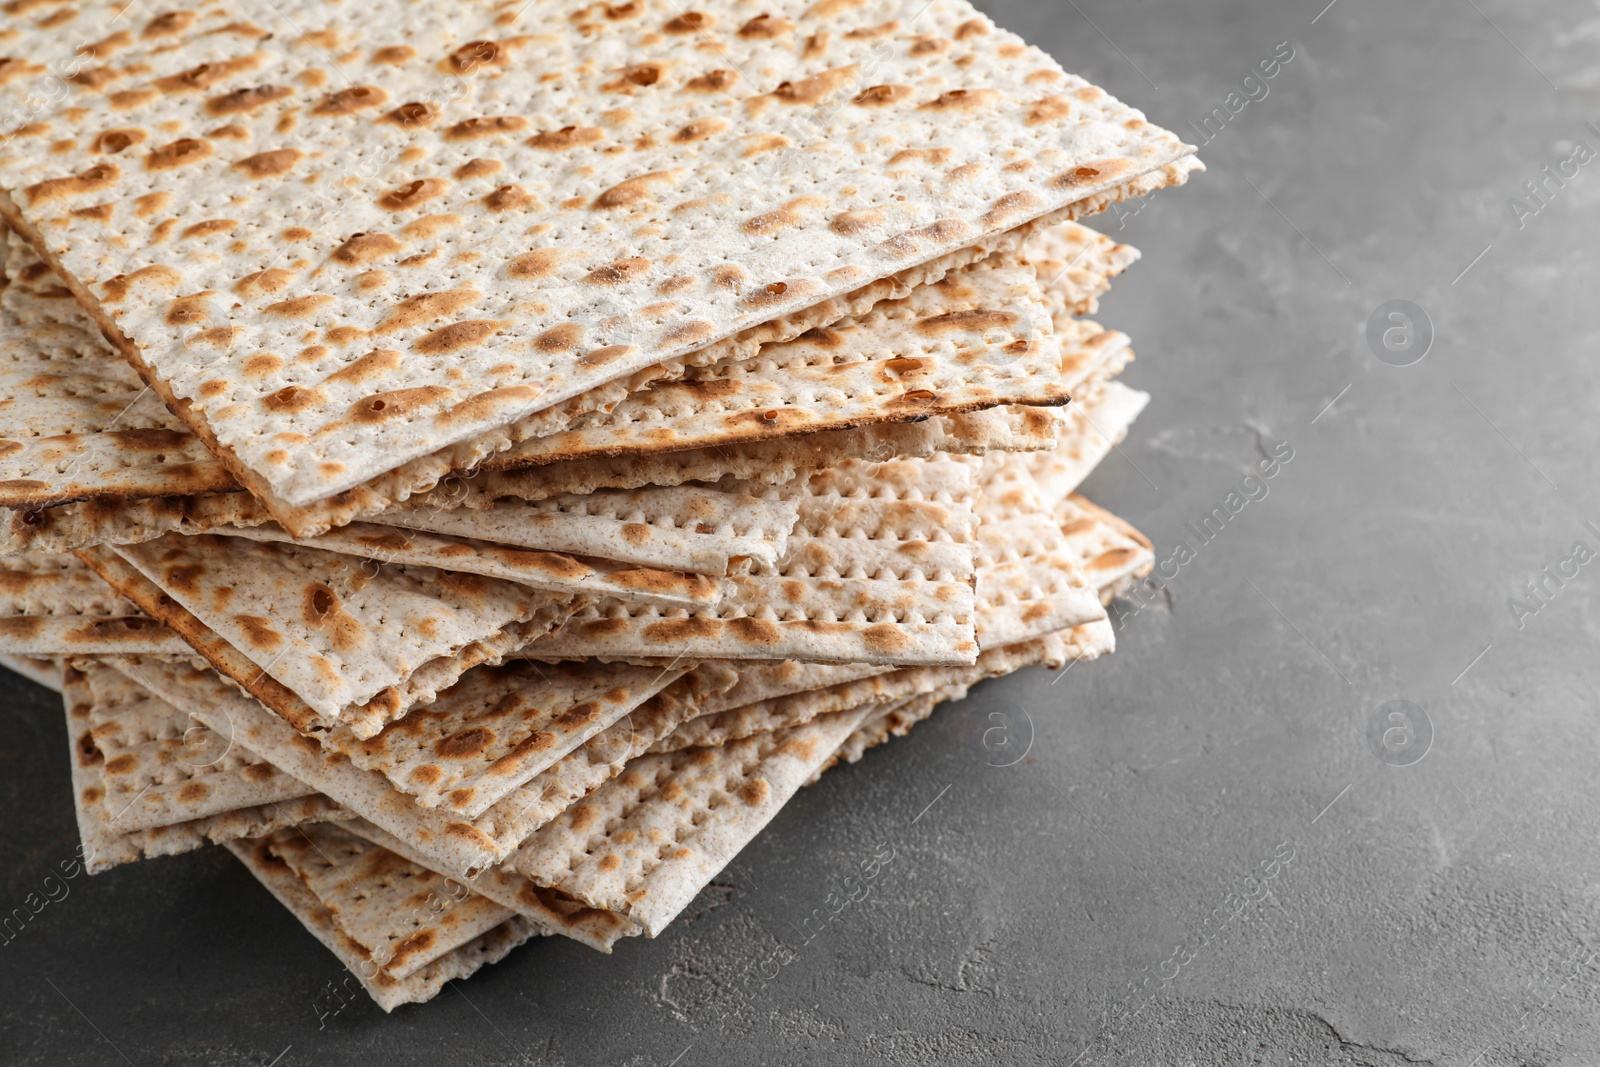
[1027, 95, 1071, 124]
[414, 319, 500, 354]
[232, 268, 295, 298]
[88, 126, 146, 154]
[481, 183, 533, 212]
[828, 208, 884, 236]
[143, 10, 195, 36]
[663, 10, 711, 32]
[603, 61, 664, 92]
[436, 726, 494, 759]
[23, 162, 118, 204]
[454, 157, 502, 180]
[445, 114, 528, 140]
[233, 147, 303, 178]
[683, 68, 737, 92]
[977, 189, 1041, 229]
[739, 12, 793, 36]
[445, 39, 502, 75]
[378, 177, 447, 210]
[1090, 547, 1140, 572]
[583, 256, 650, 284]
[262, 384, 323, 412]
[1049, 158, 1132, 191]
[240, 351, 281, 377]
[376, 287, 480, 332]
[382, 101, 438, 128]
[672, 116, 727, 143]
[206, 84, 292, 115]
[592, 169, 679, 209]
[351, 385, 452, 423]
[738, 777, 771, 806]
[154, 54, 265, 93]
[852, 83, 912, 106]
[177, 218, 237, 240]
[743, 195, 826, 236]
[262, 294, 332, 318]
[767, 65, 857, 105]
[233, 614, 283, 651]
[526, 125, 603, 150]
[324, 348, 401, 385]
[333, 232, 403, 265]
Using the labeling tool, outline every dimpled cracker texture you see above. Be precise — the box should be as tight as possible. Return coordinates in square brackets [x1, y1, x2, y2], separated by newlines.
[1060, 492, 1155, 604]
[63, 663, 348, 873]
[113, 653, 741, 879]
[526, 454, 979, 664]
[472, 253, 1067, 468]
[506, 702, 873, 935]
[0, 231, 235, 512]
[653, 631, 1068, 752]
[1029, 378, 1149, 505]
[265, 821, 516, 980]
[77, 658, 318, 832]
[96, 533, 579, 734]
[970, 453, 1104, 650]
[1022, 219, 1140, 327]
[0, 549, 189, 655]
[341, 817, 644, 953]
[225, 835, 541, 1011]
[217, 522, 724, 611]
[378, 483, 799, 575]
[320, 658, 691, 819]
[0, 222, 1107, 555]
[0, 0, 1192, 529]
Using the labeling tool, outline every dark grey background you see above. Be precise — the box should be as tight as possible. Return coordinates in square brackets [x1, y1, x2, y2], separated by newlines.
[6, 0, 1600, 1063]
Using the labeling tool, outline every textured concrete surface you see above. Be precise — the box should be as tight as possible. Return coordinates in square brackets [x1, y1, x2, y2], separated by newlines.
[4, 1, 1600, 1063]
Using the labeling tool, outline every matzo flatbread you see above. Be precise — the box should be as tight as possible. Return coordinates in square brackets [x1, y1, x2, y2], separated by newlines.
[217, 522, 723, 610]
[0, 0, 1192, 528]
[379, 483, 798, 575]
[113, 654, 738, 879]
[63, 663, 347, 873]
[1029, 379, 1148, 506]
[86, 535, 578, 735]
[0, 549, 189, 655]
[653, 633, 1065, 752]
[526, 455, 979, 664]
[458, 255, 1068, 469]
[265, 822, 514, 980]
[78, 658, 316, 832]
[320, 658, 691, 819]
[507, 704, 872, 936]
[339, 817, 642, 954]
[226, 835, 540, 1011]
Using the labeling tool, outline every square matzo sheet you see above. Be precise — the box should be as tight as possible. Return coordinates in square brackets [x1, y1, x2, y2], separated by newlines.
[0, 0, 1192, 526]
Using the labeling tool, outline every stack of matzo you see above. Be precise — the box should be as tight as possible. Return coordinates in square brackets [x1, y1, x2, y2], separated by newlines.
[0, 0, 1195, 1008]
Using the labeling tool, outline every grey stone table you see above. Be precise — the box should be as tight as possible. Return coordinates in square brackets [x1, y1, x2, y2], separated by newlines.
[5, 1, 1599, 1063]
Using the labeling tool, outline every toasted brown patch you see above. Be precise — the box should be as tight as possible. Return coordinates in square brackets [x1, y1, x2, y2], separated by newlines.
[312, 85, 388, 115]
[233, 148, 303, 178]
[351, 386, 453, 423]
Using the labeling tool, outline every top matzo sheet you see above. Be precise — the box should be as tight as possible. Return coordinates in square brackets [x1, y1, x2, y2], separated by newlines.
[0, 0, 1190, 512]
